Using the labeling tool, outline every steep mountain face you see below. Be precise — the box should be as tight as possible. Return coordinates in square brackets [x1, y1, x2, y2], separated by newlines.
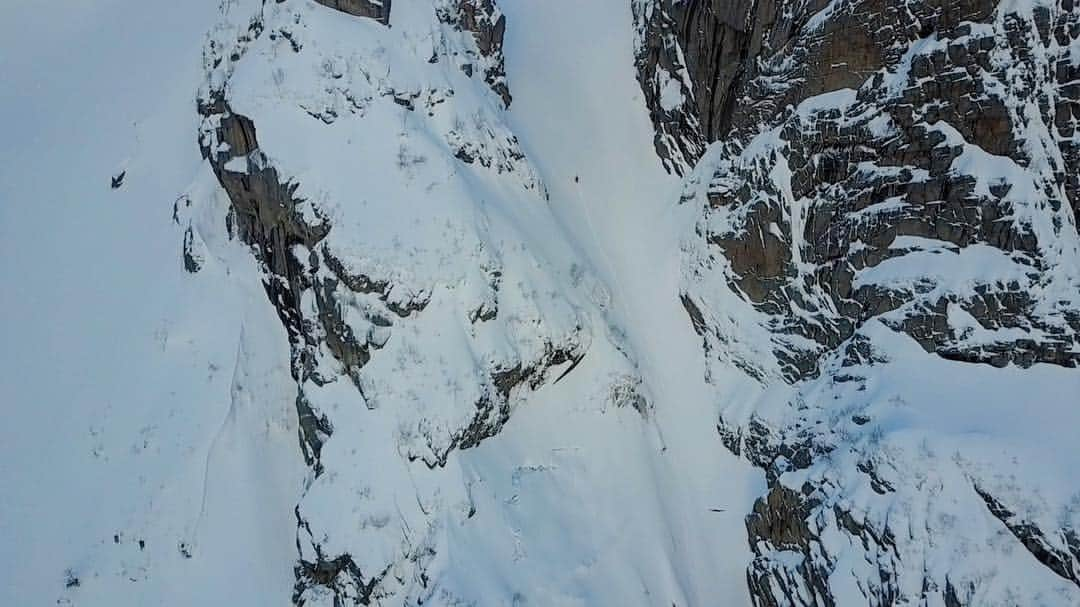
[195, 1, 597, 602]
[4, 0, 1080, 606]
[637, 0, 1080, 604]
[639, 0, 1080, 377]
[191, 0, 759, 604]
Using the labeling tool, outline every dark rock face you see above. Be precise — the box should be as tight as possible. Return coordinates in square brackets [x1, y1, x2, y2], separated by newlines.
[631, 0, 707, 175]
[637, 0, 1080, 605]
[634, 0, 794, 172]
[638, 0, 1080, 381]
[293, 546, 385, 607]
[314, 0, 391, 25]
[744, 484, 838, 607]
[637, 0, 1011, 146]
[436, 0, 511, 106]
[198, 92, 357, 473]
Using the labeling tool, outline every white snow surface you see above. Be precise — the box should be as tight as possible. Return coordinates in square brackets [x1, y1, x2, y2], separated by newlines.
[1, 1, 303, 605]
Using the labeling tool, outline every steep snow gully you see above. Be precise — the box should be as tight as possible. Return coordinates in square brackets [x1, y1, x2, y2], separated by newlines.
[496, 0, 765, 603]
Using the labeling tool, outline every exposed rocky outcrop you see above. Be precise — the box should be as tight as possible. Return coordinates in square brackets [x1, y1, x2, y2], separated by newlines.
[436, 0, 511, 106]
[637, 0, 1080, 206]
[638, 0, 1080, 604]
[198, 91, 337, 470]
[315, 0, 391, 25]
[975, 485, 1080, 589]
[722, 393, 1080, 606]
[642, 0, 1080, 380]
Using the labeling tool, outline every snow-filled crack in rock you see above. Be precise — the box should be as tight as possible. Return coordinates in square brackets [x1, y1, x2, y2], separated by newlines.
[434, 0, 511, 107]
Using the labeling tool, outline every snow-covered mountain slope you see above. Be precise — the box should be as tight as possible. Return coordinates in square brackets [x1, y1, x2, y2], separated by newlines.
[636, 0, 1080, 604]
[2, 0, 1079, 606]
[0, 1, 303, 604]
[193, 0, 765, 603]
